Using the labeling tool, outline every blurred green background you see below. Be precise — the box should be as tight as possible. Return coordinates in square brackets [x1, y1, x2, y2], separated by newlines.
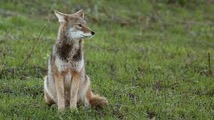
[0, 0, 214, 119]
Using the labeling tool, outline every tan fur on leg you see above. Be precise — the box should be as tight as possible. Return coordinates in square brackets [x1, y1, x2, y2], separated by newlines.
[70, 71, 80, 109]
[54, 72, 66, 110]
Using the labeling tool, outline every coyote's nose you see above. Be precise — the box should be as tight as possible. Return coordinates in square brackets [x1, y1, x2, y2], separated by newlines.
[91, 31, 95, 35]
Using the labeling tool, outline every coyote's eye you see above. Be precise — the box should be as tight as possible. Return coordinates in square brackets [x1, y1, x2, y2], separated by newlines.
[77, 24, 82, 28]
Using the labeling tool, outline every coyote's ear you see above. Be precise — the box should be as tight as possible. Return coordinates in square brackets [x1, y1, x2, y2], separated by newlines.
[74, 9, 84, 18]
[54, 10, 66, 22]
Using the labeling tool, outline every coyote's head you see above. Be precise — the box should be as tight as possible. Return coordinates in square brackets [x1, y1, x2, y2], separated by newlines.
[54, 10, 95, 40]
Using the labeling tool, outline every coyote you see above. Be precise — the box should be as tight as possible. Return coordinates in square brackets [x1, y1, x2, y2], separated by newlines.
[44, 10, 108, 110]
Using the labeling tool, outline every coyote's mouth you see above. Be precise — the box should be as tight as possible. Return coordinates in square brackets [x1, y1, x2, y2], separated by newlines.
[81, 34, 93, 38]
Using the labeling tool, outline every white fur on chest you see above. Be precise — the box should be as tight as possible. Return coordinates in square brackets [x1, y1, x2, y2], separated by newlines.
[55, 57, 84, 73]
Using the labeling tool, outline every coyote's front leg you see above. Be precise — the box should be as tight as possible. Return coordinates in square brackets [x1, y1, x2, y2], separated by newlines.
[70, 71, 80, 109]
[54, 72, 66, 110]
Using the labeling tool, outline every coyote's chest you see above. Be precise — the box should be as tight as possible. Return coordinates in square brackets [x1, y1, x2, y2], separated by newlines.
[55, 56, 84, 72]
[54, 40, 84, 72]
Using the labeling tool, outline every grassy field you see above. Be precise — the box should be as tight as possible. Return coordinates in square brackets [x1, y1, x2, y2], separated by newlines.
[0, 0, 214, 119]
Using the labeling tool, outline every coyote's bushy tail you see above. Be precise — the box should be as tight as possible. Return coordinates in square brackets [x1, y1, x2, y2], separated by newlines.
[87, 89, 108, 108]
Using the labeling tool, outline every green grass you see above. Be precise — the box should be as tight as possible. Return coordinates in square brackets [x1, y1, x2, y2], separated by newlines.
[0, 0, 214, 119]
